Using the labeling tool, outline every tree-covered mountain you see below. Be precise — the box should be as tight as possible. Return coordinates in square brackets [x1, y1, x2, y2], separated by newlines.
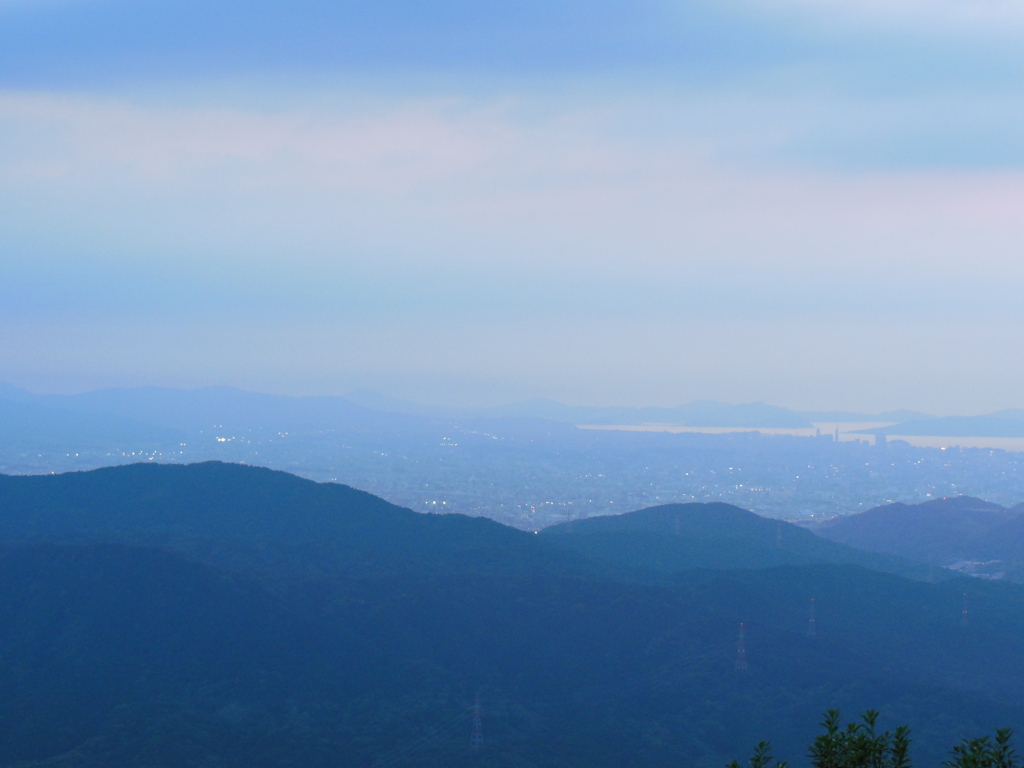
[1, 545, 1022, 768]
[811, 496, 1024, 574]
[0, 463, 935, 582]
[540, 502, 937, 580]
[0, 462, 602, 580]
[1, 463, 1024, 768]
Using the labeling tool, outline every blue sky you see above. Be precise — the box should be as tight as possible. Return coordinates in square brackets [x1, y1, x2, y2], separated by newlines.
[2, 0, 1024, 411]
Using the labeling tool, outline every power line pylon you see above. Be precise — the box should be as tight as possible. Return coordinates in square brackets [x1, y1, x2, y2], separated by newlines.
[735, 622, 748, 672]
[808, 597, 817, 639]
[470, 692, 483, 751]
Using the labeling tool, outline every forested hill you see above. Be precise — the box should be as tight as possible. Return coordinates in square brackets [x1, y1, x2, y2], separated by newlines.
[812, 496, 1024, 574]
[0, 545, 1022, 768]
[541, 502, 937, 580]
[0, 463, 935, 582]
[2, 463, 1024, 768]
[0, 461, 603, 580]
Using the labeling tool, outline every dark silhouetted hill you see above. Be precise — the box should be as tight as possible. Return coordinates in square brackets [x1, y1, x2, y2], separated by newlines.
[812, 496, 1024, 567]
[540, 502, 937, 580]
[0, 461, 599, 580]
[0, 543, 1022, 768]
[3, 464, 1024, 767]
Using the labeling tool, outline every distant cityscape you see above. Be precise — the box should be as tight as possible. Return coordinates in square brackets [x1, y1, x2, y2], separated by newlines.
[2, 386, 1022, 529]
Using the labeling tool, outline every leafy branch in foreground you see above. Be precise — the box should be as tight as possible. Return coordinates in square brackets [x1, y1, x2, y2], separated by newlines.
[808, 709, 910, 768]
[943, 729, 1018, 768]
[730, 710, 1017, 768]
[728, 740, 787, 768]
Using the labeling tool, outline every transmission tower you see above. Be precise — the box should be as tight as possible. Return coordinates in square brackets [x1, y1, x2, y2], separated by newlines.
[470, 692, 483, 751]
[808, 597, 817, 639]
[735, 622, 749, 672]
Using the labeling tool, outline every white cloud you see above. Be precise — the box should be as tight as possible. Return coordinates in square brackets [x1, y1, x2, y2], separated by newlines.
[4, 83, 1024, 409]
[736, 0, 1024, 32]
[0, 91, 507, 188]
[2, 84, 1024, 287]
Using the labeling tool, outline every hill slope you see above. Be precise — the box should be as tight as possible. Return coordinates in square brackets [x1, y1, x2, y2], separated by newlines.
[3, 464, 1024, 768]
[540, 502, 937, 580]
[812, 496, 1024, 568]
[0, 461, 597, 580]
[0, 544, 1021, 768]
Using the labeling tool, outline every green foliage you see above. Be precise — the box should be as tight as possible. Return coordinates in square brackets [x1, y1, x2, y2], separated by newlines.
[735, 712, 1019, 768]
[944, 729, 1018, 768]
[728, 741, 787, 768]
[808, 710, 910, 768]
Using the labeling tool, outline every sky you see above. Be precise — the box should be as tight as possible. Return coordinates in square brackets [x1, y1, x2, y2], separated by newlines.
[2, 0, 1024, 413]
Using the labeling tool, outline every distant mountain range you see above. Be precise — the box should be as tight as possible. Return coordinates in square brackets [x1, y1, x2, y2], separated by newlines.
[5, 381, 1024, 436]
[2, 463, 1024, 767]
[811, 496, 1024, 577]
[0, 389, 187, 451]
[855, 414, 1024, 439]
[483, 399, 819, 427]
[343, 389, 932, 427]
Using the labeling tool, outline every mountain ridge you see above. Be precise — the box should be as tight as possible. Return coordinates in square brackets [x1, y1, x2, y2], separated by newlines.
[0, 461, 606, 581]
[0, 382, 959, 429]
[1, 462, 1023, 767]
[811, 495, 1024, 574]
[540, 502, 938, 580]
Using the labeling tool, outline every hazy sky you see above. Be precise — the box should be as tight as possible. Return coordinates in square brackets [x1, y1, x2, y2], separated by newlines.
[2, 0, 1023, 412]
